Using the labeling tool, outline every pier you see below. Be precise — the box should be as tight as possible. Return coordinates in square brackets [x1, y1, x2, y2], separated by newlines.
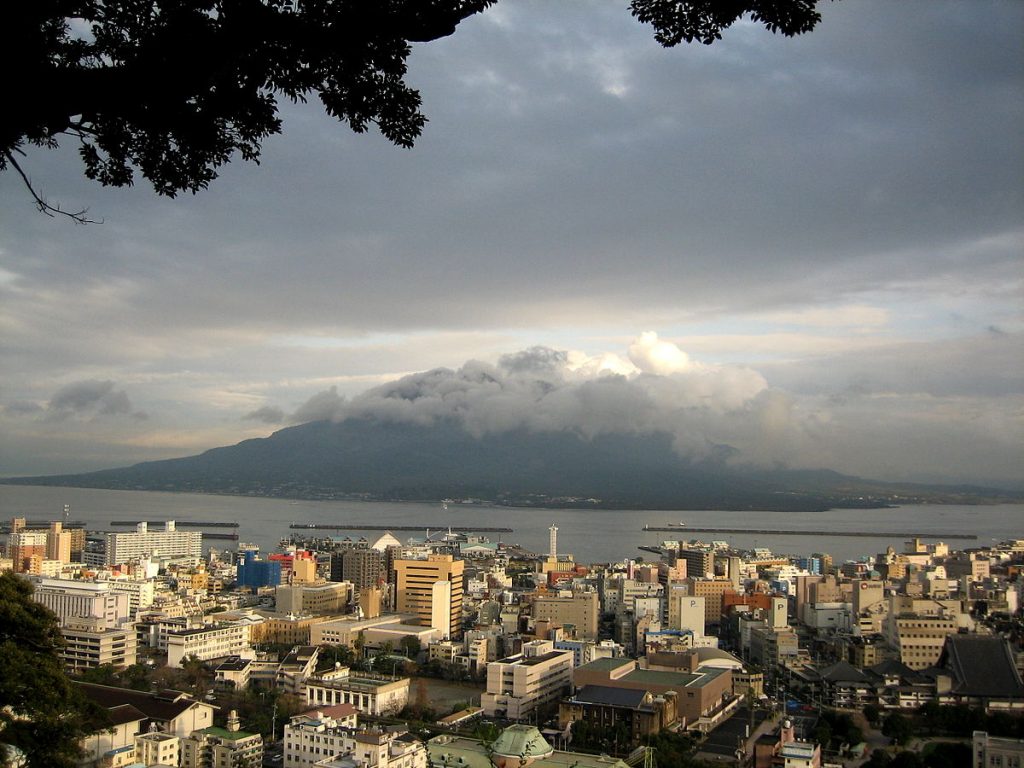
[289, 523, 514, 533]
[642, 525, 976, 540]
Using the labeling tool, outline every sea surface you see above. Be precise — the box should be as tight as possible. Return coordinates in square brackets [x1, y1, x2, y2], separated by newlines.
[1, 484, 1020, 564]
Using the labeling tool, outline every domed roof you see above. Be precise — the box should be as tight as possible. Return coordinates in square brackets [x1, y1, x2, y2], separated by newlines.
[490, 725, 553, 761]
[371, 532, 402, 551]
[693, 647, 744, 669]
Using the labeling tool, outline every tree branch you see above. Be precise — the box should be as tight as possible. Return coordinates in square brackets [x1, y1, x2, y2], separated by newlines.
[3, 150, 100, 224]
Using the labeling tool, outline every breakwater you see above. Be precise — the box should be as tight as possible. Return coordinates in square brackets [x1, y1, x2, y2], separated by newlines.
[642, 525, 975, 540]
[110, 520, 239, 527]
[289, 523, 513, 533]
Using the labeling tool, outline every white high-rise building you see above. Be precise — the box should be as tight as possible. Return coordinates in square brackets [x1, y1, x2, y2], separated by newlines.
[549, 525, 558, 559]
[103, 521, 202, 566]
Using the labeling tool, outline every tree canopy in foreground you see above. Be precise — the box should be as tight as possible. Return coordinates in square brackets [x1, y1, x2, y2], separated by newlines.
[3, 1, 828, 219]
[0, 572, 108, 768]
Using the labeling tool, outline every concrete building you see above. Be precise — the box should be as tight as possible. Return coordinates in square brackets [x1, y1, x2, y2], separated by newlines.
[481, 640, 574, 721]
[885, 612, 960, 670]
[394, 554, 464, 639]
[167, 622, 253, 668]
[304, 667, 410, 716]
[972, 731, 1024, 768]
[332, 547, 387, 591]
[572, 657, 736, 733]
[104, 521, 202, 566]
[283, 705, 428, 768]
[531, 590, 599, 640]
[276, 581, 353, 616]
[61, 616, 138, 670]
[668, 594, 706, 635]
[135, 730, 181, 767]
[685, 578, 737, 625]
[7, 529, 48, 573]
[678, 548, 714, 580]
[180, 711, 263, 768]
[29, 576, 132, 628]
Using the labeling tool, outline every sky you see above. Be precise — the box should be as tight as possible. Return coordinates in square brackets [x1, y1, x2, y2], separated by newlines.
[1, 1, 1022, 488]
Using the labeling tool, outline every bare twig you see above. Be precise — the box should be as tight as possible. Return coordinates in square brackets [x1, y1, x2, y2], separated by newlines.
[3, 150, 101, 224]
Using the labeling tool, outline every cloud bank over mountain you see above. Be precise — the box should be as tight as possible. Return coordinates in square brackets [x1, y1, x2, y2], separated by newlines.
[278, 333, 809, 470]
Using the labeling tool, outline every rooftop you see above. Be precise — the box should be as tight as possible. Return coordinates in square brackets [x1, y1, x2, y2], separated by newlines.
[200, 726, 261, 742]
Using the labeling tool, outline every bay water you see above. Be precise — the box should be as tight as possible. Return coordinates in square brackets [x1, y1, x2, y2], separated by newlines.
[1, 484, 1020, 564]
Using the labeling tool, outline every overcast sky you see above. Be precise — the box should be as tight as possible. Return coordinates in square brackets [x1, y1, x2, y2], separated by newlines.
[1, 1, 1021, 488]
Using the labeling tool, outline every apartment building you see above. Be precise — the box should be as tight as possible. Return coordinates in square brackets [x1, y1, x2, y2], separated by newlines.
[481, 640, 574, 721]
[104, 521, 202, 566]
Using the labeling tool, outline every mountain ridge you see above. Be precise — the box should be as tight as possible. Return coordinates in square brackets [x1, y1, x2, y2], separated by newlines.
[3, 417, 1019, 510]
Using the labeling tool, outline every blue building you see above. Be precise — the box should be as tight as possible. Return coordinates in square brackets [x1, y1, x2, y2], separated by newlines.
[235, 551, 281, 589]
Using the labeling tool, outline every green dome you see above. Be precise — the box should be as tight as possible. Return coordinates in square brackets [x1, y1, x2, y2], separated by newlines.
[490, 725, 554, 760]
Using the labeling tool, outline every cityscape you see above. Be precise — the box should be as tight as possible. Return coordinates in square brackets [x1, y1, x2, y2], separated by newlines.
[1, 507, 1022, 768]
[2, 2, 1022, 768]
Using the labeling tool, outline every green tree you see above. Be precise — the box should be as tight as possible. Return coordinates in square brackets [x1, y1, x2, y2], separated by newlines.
[0, 572, 109, 768]
[864, 703, 882, 727]
[399, 634, 422, 658]
[74, 663, 120, 687]
[882, 711, 914, 746]
[4, 1, 829, 220]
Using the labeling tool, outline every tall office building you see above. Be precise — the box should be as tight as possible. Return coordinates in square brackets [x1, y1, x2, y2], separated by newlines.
[394, 554, 464, 639]
[678, 547, 714, 580]
[331, 548, 385, 590]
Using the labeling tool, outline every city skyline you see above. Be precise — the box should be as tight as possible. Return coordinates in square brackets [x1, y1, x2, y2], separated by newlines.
[1, 1, 1021, 486]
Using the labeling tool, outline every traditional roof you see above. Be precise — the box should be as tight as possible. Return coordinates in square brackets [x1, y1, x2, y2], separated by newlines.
[939, 635, 1024, 698]
[817, 660, 872, 685]
[77, 683, 212, 724]
[867, 659, 922, 682]
[106, 703, 148, 727]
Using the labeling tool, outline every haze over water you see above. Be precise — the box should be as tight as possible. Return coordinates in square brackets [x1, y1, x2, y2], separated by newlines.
[2, 484, 1019, 564]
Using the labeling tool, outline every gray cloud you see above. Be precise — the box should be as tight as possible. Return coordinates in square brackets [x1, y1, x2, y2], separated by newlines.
[243, 405, 286, 424]
[291, 386, 346, 424]
[4, 401, 44, 417]
[46, 380, 143, 420]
